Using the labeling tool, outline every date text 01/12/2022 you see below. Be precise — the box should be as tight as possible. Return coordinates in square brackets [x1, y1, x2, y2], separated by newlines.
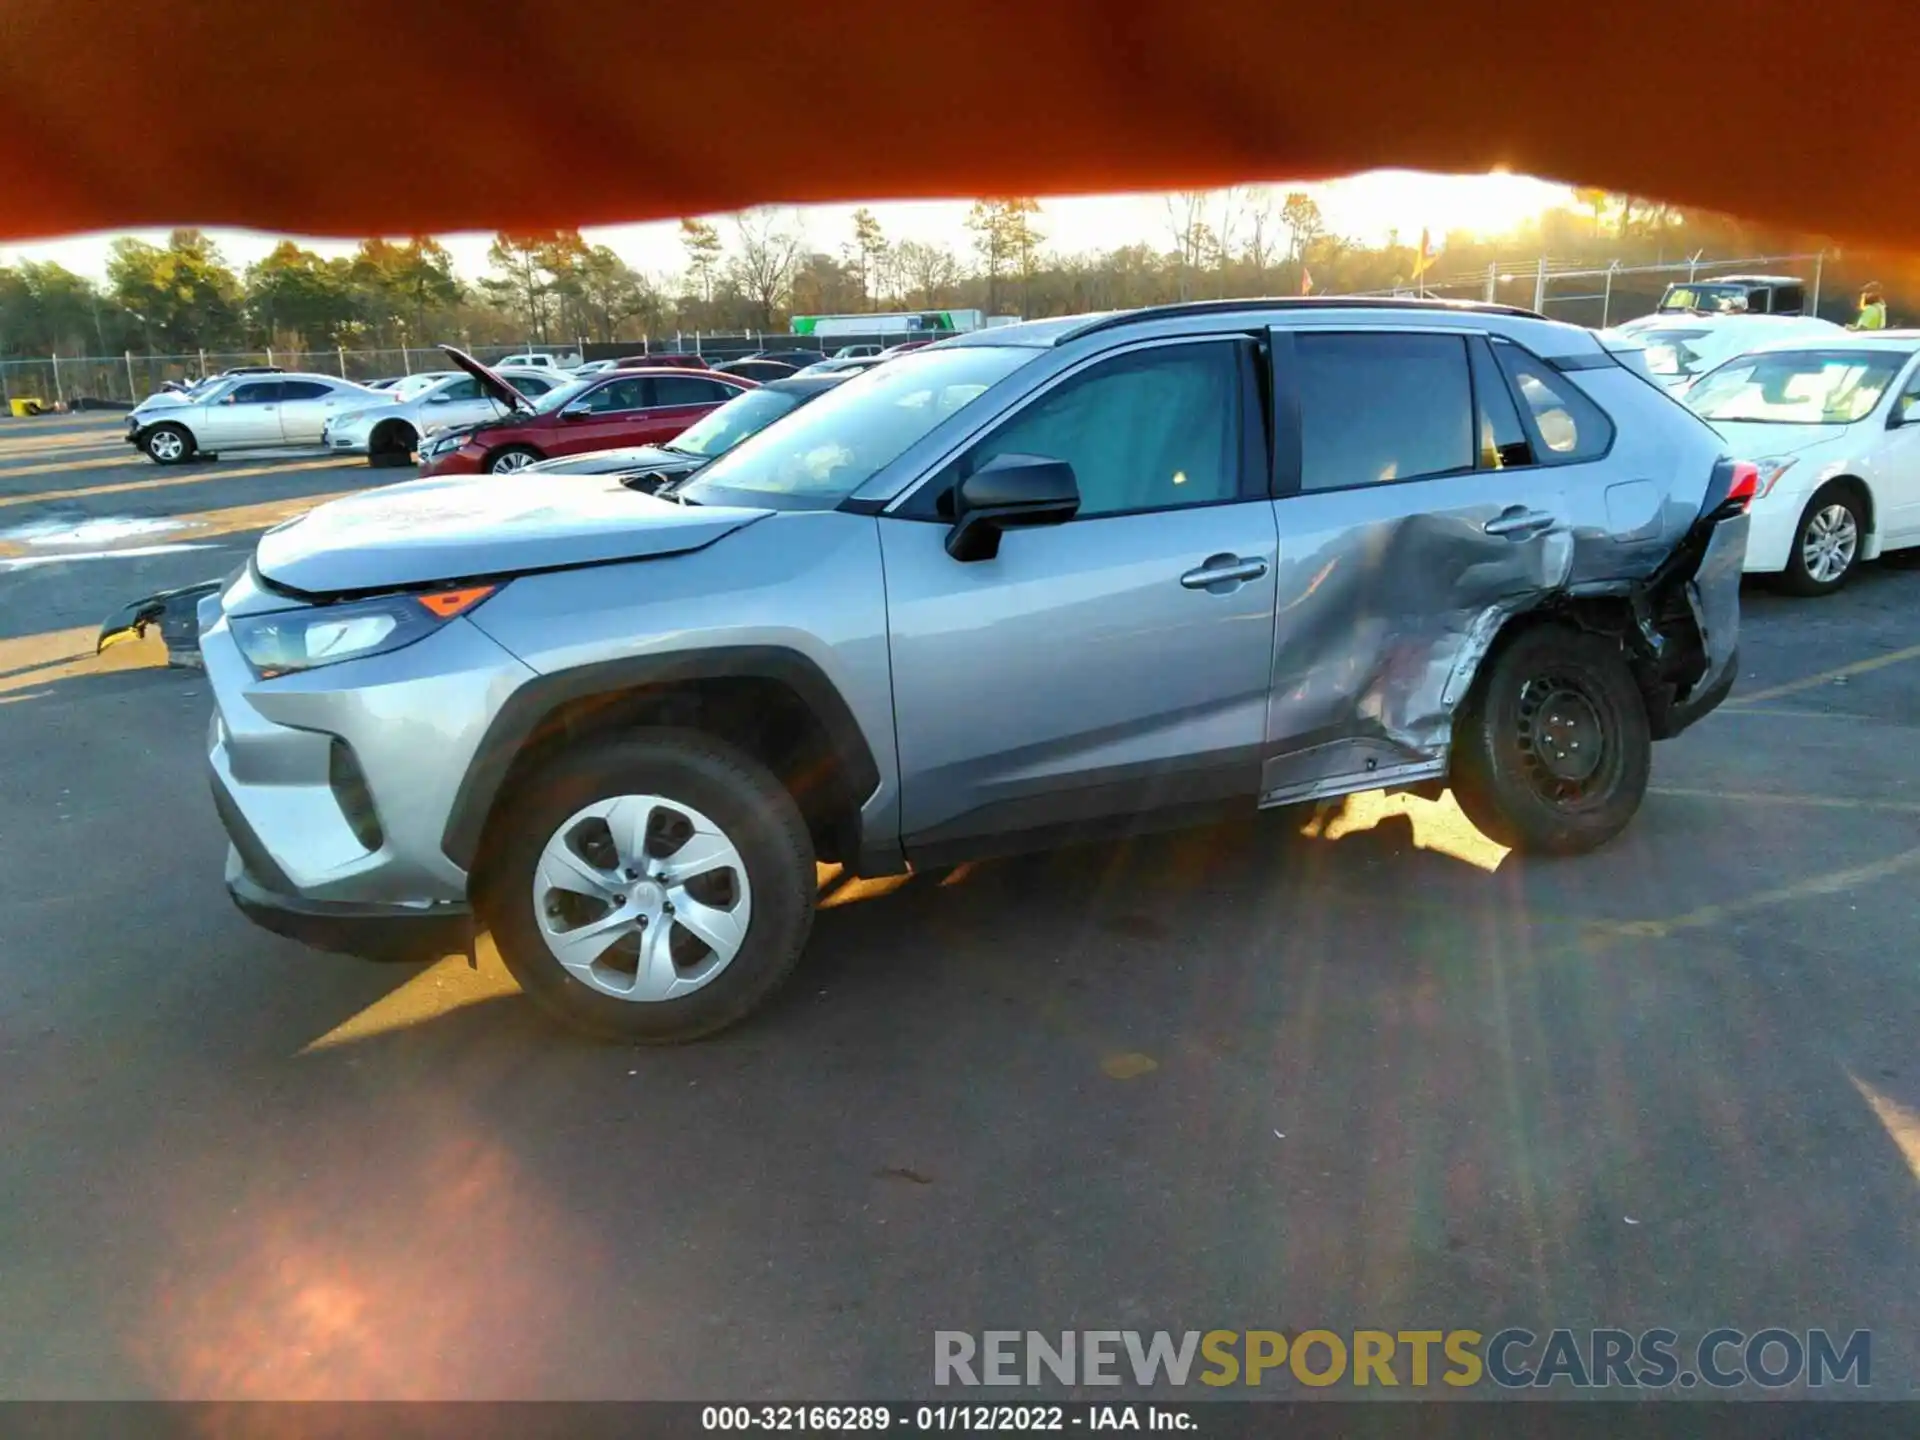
[700, 1405, 1186, 1431]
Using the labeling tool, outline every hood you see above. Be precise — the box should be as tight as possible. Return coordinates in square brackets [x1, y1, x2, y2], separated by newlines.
[1706, 419, 1854, 458]
[440, 344, 536, 413]
[253, 472, 774, 596]
[522, 444, 704, 479]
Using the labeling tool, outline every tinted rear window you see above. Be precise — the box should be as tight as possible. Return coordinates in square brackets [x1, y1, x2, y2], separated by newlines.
[1296, 333, 1473, 491]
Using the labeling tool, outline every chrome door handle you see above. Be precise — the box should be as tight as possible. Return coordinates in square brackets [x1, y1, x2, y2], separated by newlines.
[1181, 555, 1269, 589]
[1483, 508, 1556, 537]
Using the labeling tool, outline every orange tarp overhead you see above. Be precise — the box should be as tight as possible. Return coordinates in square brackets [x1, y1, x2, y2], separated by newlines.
[1, 0, 1914, 247]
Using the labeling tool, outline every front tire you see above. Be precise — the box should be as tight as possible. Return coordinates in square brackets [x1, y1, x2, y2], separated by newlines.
[1778, 484, 1864, 595]
[486, 445, 542, 474]
[368, 421, 417, 468]
[479, 730, 816, 1043]
[1450, 624, 1651, 855]
[144, 423, 194, 465]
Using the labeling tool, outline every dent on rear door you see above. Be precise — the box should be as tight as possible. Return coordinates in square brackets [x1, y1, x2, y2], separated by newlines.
[1261, 474, 1576, 802]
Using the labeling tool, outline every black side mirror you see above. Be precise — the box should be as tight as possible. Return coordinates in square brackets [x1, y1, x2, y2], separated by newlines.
[945, 453, 1080, 561]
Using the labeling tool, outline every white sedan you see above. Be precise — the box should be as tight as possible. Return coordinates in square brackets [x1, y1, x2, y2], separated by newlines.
[1604, 312, 1844, 395]
[125, 373, 389, 465]
[320, 368, 570, 465]
[1685, 333, 1920, 593]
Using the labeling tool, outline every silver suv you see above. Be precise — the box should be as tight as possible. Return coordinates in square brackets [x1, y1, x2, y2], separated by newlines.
[202, 300, 1751, 1042]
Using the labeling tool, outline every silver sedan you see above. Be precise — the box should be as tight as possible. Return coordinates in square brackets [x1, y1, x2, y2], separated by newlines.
[321, 368, 570, 466]
[125, 373, 389, 465]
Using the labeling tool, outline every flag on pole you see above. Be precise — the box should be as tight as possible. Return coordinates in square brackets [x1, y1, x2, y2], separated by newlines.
[1412, 227, 1441, 280]
[1299, 266, 1314, 296]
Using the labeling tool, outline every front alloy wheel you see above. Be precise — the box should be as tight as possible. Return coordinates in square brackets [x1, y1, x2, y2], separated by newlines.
[482, 731, 816, 1042]
[144, 425, 191, 464]
[533, 794, 752, 1002]
[1782, 489, 1863, 595]
[487, 446, 539, 474]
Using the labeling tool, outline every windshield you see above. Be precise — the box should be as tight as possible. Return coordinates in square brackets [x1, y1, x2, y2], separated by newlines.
[527, 377, 590, 414]
[679, 346, 1032, 508]
[183, 378, 233, 404]
[389, 373, 443, 402]
[1684, 349, 1909, 424]
[667, 387, 806, 458]
[1632, 328, 1713, 377]
[1661, 283, 1754, 314]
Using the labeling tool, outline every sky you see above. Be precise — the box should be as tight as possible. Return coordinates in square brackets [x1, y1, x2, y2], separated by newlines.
[0, 171, 1574, 284]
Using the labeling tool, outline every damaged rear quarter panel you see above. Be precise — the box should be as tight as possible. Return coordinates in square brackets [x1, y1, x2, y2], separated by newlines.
[1259, 366, 1725, 800]
[1262, 476, 1577, 797]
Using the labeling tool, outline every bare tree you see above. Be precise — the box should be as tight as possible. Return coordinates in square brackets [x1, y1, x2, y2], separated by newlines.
[1240, 187, 1278, 280]
[892, 239, 960, 308]
[1165, 191, 1210, 300]
[1210, 187, 1247, 296]
[1280, 192, 1325, 266]
[728, 209, 804, 328]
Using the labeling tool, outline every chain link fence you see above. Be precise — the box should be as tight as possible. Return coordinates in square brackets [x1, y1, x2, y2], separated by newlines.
[1353, 251, 1839, 329]
[0, 330, 872, 411]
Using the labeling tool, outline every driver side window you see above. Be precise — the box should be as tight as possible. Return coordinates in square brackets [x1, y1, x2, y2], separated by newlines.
[957, 342, 1242, 519]
[585, 378, 646, 413]
[1895, 368, 1920, 423]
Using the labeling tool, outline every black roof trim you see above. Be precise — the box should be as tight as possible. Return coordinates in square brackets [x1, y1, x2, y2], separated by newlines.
[1062, 295, 1546, 342]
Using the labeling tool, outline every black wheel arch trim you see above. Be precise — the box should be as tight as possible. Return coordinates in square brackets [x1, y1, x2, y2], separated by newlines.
[440, 646, 883, 874]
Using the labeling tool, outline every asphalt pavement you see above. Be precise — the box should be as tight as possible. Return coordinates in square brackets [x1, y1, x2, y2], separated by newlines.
[3, 412, 1920, 1400]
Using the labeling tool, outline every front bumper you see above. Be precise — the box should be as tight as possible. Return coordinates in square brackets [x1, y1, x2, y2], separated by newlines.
[416, 445, 483, 477]
[202, 580, 538, 949]
[226, 851, 472, 963]
[1741, 493, 1804, 574]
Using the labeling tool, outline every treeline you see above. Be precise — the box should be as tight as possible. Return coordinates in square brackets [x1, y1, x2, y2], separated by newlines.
[0, 190, 1871, 360]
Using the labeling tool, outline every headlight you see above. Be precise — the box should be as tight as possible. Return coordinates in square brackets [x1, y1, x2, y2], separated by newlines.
[230, 586, 497, 677]
[1748, 457, 1797, 499]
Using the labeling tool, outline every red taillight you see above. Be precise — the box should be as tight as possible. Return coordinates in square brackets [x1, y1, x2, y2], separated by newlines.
[1724, 461, 1759, 512]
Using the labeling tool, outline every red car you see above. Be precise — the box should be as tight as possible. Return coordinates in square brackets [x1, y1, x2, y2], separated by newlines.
[418, 348, 755, 476]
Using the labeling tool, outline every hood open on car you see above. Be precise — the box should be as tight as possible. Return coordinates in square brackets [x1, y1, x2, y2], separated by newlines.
[439, 344, 537, 413]
[252, 472, 775, 596]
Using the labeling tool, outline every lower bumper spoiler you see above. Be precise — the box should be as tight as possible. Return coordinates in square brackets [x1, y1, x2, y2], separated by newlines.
[228, 866, 474, 965]
[96, 579, 223, 668]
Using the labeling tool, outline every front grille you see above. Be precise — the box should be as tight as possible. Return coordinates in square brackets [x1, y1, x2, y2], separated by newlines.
[328, 739, 385, 853]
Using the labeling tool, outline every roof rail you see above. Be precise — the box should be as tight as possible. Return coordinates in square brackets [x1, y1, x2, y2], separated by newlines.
[1062, 294, 1547, 341]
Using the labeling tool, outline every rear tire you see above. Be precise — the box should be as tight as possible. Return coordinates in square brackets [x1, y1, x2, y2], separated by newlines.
[486, 445, 542, 474]
[1777, 483, 1864, 595]
[144, 423, 194, 465]
[479, 730, 816, 1043]
[1450, 624, 1651, 855]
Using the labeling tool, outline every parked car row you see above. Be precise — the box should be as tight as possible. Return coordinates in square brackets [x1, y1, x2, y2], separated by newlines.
[126, 372, 390, 463]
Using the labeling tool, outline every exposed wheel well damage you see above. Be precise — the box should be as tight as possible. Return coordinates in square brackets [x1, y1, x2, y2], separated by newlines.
[448, 654, 880, 882]
[370, 418, 417, 452]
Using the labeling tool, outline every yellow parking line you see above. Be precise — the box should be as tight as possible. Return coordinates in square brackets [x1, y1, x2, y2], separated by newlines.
[1598, 844, 1920, 940]
[0, 451, 158, 480]
[1731, 642, 1920, 704]
[0, 437, 133, 461]
[1649, 785, 1920, 815]
[0, 456, 362, 510]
